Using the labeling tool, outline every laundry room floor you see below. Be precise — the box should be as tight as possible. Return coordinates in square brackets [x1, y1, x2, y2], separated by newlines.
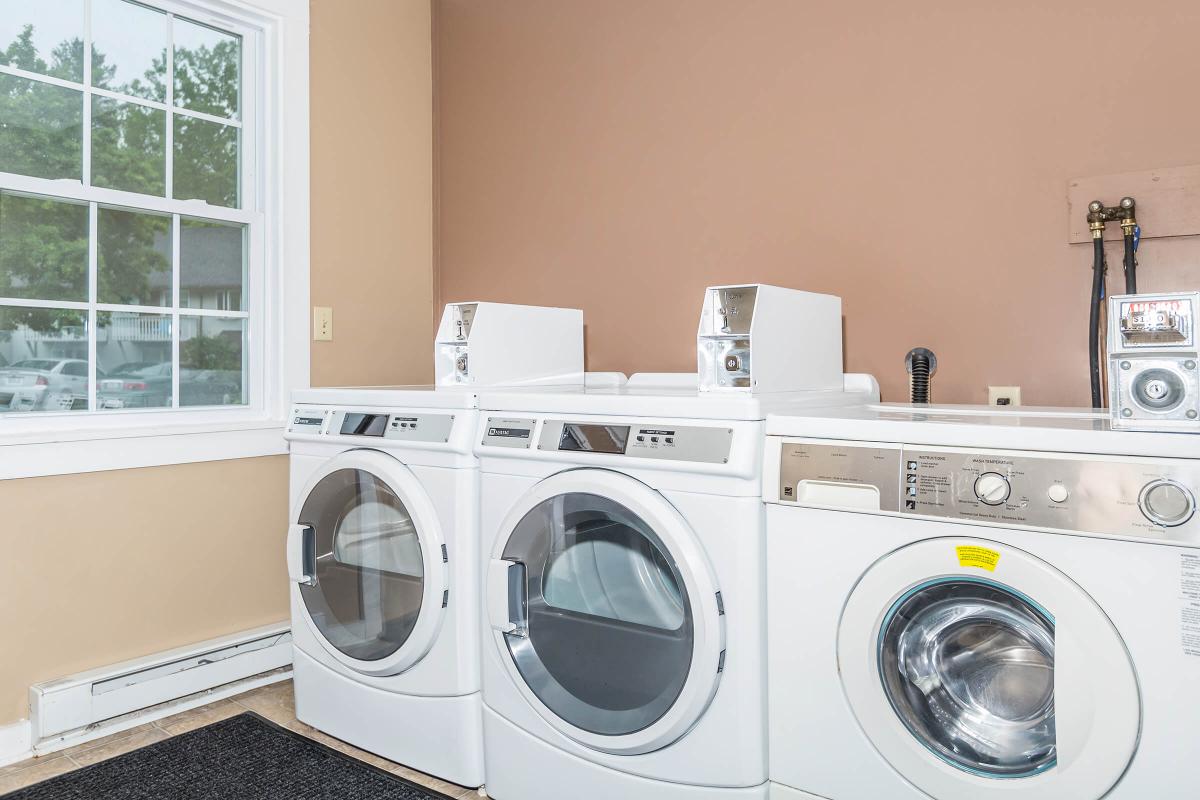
[0, 680, 480, 798]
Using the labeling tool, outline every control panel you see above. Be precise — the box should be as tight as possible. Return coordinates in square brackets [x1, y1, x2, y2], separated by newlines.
[777, 441, 1199, 543]
[534, 420, 734, 464]
[482, 417, 537, 449]
[287, 406, 455, 444]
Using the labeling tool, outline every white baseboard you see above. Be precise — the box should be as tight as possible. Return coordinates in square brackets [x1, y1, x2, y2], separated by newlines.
[0, 718, 33, 768]
[24, 623, 293, 758]
[33, 668, 291, 757]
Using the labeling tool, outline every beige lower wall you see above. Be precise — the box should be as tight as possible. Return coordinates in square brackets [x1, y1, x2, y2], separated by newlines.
[0, 456, 290, 726]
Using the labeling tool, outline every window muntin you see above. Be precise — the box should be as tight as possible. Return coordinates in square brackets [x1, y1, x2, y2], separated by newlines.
[0, 0, 255, 418]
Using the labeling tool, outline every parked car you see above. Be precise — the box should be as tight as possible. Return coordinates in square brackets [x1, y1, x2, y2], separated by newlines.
[98, 363, 172, 409]
[182, 368, 242, 407]
[98, 363, 243, 409]
[0, 358, 93, 411]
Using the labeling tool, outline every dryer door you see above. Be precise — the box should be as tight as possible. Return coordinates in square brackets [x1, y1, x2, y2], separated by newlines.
[838, 536, 1140, 800]
[289, 449, 448, 677]
[486, 469, 726, 755]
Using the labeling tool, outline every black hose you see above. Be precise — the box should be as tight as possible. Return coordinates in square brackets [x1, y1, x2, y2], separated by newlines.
[906, 347, 935, 404]
[1089, 237, 1105, 408]
[1122, 230, 1137, 294]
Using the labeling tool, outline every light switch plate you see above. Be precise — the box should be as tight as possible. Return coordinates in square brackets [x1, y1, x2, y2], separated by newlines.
[313, 306, 333, 341]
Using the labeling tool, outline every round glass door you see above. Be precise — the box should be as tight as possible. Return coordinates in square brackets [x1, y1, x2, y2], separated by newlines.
[502, 491, 694, 737]
[297, 467, 426, 662]
[878, 577, 1056, 778]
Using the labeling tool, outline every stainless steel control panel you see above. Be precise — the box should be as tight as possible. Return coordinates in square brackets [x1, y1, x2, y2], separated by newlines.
[778, 441, 1199, 543]
[538, 420, 733, 464]
[482, 417, 537, 449]
[289, 408, 328, 433]
[288, 406, 455, 444]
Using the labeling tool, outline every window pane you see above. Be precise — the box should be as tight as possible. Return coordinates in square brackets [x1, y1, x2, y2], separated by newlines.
[91, 95, 165, 195]
[97, 311, 171, 409]
[173, 17, 240, 119]
[0, 306, 88, 413]
[0, 74, 83, 180]
[91, 0, 168, 102]
[173, 116, 238, 207]
[97, 207, 170, 306]
[180, 315, 244, 407]
[181, 219, 243, 310]
[0, 193, 88, 302]
[0, 0, 85, 82]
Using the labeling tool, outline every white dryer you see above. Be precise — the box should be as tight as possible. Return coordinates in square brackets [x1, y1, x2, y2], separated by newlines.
[763, 404, 1200, 800]
[474, 376, 878, 800]
[286, 386, 487, 786]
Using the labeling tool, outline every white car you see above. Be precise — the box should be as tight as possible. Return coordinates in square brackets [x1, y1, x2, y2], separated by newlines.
[0, 359, 93, 412]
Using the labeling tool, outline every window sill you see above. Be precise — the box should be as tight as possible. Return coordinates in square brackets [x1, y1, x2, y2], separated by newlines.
[0, 415, 287, 480]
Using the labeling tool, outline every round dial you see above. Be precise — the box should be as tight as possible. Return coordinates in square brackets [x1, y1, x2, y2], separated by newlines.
[974, 472, 1011, 506]
[1138, 480, 1196, 527]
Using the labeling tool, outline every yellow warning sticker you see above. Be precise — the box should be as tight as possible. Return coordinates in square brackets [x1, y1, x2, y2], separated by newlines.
[956, 545, 1001, 572]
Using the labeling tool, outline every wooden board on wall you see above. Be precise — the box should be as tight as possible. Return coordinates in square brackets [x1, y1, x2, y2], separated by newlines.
[1068, 164, 1200, 243]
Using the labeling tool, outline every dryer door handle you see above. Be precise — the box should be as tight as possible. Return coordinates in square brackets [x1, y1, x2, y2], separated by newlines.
[487, 559, 527, 636]
[287, 524, 317, 586]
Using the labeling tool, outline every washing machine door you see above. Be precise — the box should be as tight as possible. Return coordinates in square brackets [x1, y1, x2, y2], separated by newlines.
[838, 537, 1140, 800]
[287, 449, 448, 677]
[485, 469, 726, 755]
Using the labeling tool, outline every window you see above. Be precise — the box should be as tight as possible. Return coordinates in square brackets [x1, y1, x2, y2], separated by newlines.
[0, 0, 253, 415]
[0, 0, 309, 480]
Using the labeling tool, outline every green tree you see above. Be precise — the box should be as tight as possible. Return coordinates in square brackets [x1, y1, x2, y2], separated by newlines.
[181, 332, 239, 371]
[0, 17, 240, 332]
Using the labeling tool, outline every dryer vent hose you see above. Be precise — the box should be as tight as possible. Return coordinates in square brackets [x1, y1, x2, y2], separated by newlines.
[906, 348, 937, 404]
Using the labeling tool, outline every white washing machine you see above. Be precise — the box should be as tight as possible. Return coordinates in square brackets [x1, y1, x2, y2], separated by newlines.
[762, 404, 1200, 800]
[474, 375, 879, 800]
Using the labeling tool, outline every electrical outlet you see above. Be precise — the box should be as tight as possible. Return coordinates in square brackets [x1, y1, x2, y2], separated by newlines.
[313, 306, 333, 341]
[989, 385, 1021, 407]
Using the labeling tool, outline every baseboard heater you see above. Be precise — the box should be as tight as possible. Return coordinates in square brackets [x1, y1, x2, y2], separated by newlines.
[30, 623, 292, 750]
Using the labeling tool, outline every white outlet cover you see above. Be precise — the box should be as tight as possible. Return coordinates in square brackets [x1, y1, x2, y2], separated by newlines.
[988, 385, 1021, 406]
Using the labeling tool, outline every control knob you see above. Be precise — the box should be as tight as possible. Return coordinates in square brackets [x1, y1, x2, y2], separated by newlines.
[1138, 480, 1196, 527]
[974, 472, 1011, 506]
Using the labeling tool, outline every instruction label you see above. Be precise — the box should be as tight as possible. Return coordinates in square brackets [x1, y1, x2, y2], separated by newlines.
[957, 545, 1001, 572]
[1182, 554, 1200, 658]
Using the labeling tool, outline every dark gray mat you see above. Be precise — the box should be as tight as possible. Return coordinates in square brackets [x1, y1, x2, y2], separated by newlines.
[2, 712, 456, 799]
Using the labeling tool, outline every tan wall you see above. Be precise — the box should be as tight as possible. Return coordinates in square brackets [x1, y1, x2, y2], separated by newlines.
[434, 0, 1200, 405]
[0, 457, 289, 725]
[1, 0, 435, 728]
[311, 0, 435, 387]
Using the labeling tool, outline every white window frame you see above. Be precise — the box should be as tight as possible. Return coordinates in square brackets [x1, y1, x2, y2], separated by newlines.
[0, 0, 309, 479]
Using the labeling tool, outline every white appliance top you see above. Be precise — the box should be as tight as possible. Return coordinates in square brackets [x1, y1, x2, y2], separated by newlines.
[767, 403, 1198, 459]
[479, 373, 880, 422]
[290, 373, 629, 411]
[292, 384, 480, 410]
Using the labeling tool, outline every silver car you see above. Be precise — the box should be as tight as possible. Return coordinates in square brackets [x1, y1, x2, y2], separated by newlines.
[0, 358, 92, 412]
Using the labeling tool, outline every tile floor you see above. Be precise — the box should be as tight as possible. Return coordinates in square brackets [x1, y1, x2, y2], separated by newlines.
[0, 679, 481, 799]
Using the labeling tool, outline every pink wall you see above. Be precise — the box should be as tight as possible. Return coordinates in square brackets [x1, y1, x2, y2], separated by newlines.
[434, 0, 1200, 404]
